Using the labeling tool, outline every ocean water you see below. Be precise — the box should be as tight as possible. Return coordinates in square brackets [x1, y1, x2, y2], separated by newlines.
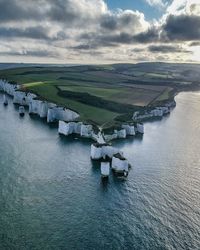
[0, 92, 200, 250]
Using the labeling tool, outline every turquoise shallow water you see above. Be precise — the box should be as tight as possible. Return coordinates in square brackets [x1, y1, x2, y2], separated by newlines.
[0, 92, 200, 250]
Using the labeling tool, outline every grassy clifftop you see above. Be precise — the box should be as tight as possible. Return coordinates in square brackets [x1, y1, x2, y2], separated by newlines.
[0, 63, 199, 128]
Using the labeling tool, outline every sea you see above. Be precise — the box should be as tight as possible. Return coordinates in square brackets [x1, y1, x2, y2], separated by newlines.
[0, 91, 200, 250]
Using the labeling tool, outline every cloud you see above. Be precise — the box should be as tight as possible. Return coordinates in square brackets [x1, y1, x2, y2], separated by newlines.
[0, 49, 59, 58]
[189, 41, 200, 46]
[145, 0, 167, 8]
[0, 0, 108, 25]
[190, 3, 200, 15]
[0, 26, 52, 40]
[0, 0, 44, 23]
[133, 27, 160, 43]
[0, 0, 199, 63]
[100, 9, 148, 33]
[162, 14, 200, 41]
[148, 44, 191, 53]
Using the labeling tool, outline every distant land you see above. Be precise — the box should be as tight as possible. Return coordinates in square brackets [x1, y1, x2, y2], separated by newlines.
[0, 62, 200, 130]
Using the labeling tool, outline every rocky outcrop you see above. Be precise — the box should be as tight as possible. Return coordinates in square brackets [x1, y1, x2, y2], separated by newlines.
[13, 91, 36, 106]
[29, 99, 56, 118]
[1, 79, 132, 179]
[0, 80, 19, 96]
[58, 121, 82, 136]
[133, 101, 176, 121]
[136, 123, 144, 134]
[47, 106, 79, 123]
[80, 124, 93, 138]
[90, 143, 122, 160]
[111, 153, 129, 174]
[103, 123, 141, 142]
[103, 128, 126, 141]
[103, 132, 118, 142]
[101, 162, 110, 177]
[122, 124, 135, 136]
[117, 129, 126, 138]
[58, 121, 100, 142]
[0, 79, 80, 123]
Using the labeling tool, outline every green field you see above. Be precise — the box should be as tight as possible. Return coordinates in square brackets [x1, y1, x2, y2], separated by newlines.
[0, 63, 190, 128]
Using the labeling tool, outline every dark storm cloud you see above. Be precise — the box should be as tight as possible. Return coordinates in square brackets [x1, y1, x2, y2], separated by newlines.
[0, 26, 50, 40]
[0, 0, 88, 24]
[102, 32, 134, 44]
[0, 0, 43, 22]
[134, 27, 159, 43]
[162, 14, 200, 41]
[77, 28, 159, 49]
[47, 0, 79, 23]
[148, 45, 190, 53]
[23, 50, 59, 57]
[100, 11, 146, 32]
[71, 41, 118, 50]
[0, 0, 108, 29]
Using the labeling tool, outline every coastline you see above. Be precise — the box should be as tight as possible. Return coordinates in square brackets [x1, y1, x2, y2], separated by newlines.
[0, 78, 184, 178]
[1, 87, 200, 249]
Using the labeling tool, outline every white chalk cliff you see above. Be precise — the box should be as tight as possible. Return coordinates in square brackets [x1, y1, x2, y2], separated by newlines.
[101, 162, 110, 177]
[47, 106, 79, 123]
[58, 121, 82, 136]
[13, 91, 36, 106]
[136, 123, 144, 134]
[90, 143, 123, 160]
[122, 124, 135, 136]
[133, 101, 176, 121]
[0, 79, 19, 96]
[111, 154, 129, 173]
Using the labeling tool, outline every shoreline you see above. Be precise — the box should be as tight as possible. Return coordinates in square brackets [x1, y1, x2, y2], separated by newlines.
[3, 79, 198, 178]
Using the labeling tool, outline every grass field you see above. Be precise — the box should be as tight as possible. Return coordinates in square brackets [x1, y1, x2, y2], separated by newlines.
[0, 63, 185, 127]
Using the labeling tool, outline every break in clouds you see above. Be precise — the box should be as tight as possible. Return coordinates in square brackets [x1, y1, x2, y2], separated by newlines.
[0, 0, 199, 63]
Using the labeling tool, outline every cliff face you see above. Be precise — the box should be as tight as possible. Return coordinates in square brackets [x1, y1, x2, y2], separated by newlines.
[13, 91, 36, 106]
[0, 80, 80, 123]
[0, 79, 134, 177]
[101, 162, 110, 176]
[80, 124, 93, 138]
[133, 101, 176, 121]
[103, 123, 142, 142]
[90, 144, 122, 160]
[0, 79, 19, 96]
[58, 121, 82, 136]
[58, 121, 98, 140]
[29, 99, 56, 118]
[47, 107, 79, 123]
[136, 123, 144, 134]
[1, 79, 144, 141]
[122, 125, 135, 136]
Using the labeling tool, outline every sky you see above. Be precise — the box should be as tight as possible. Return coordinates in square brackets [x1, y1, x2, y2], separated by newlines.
[0, 0, 199, 64]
